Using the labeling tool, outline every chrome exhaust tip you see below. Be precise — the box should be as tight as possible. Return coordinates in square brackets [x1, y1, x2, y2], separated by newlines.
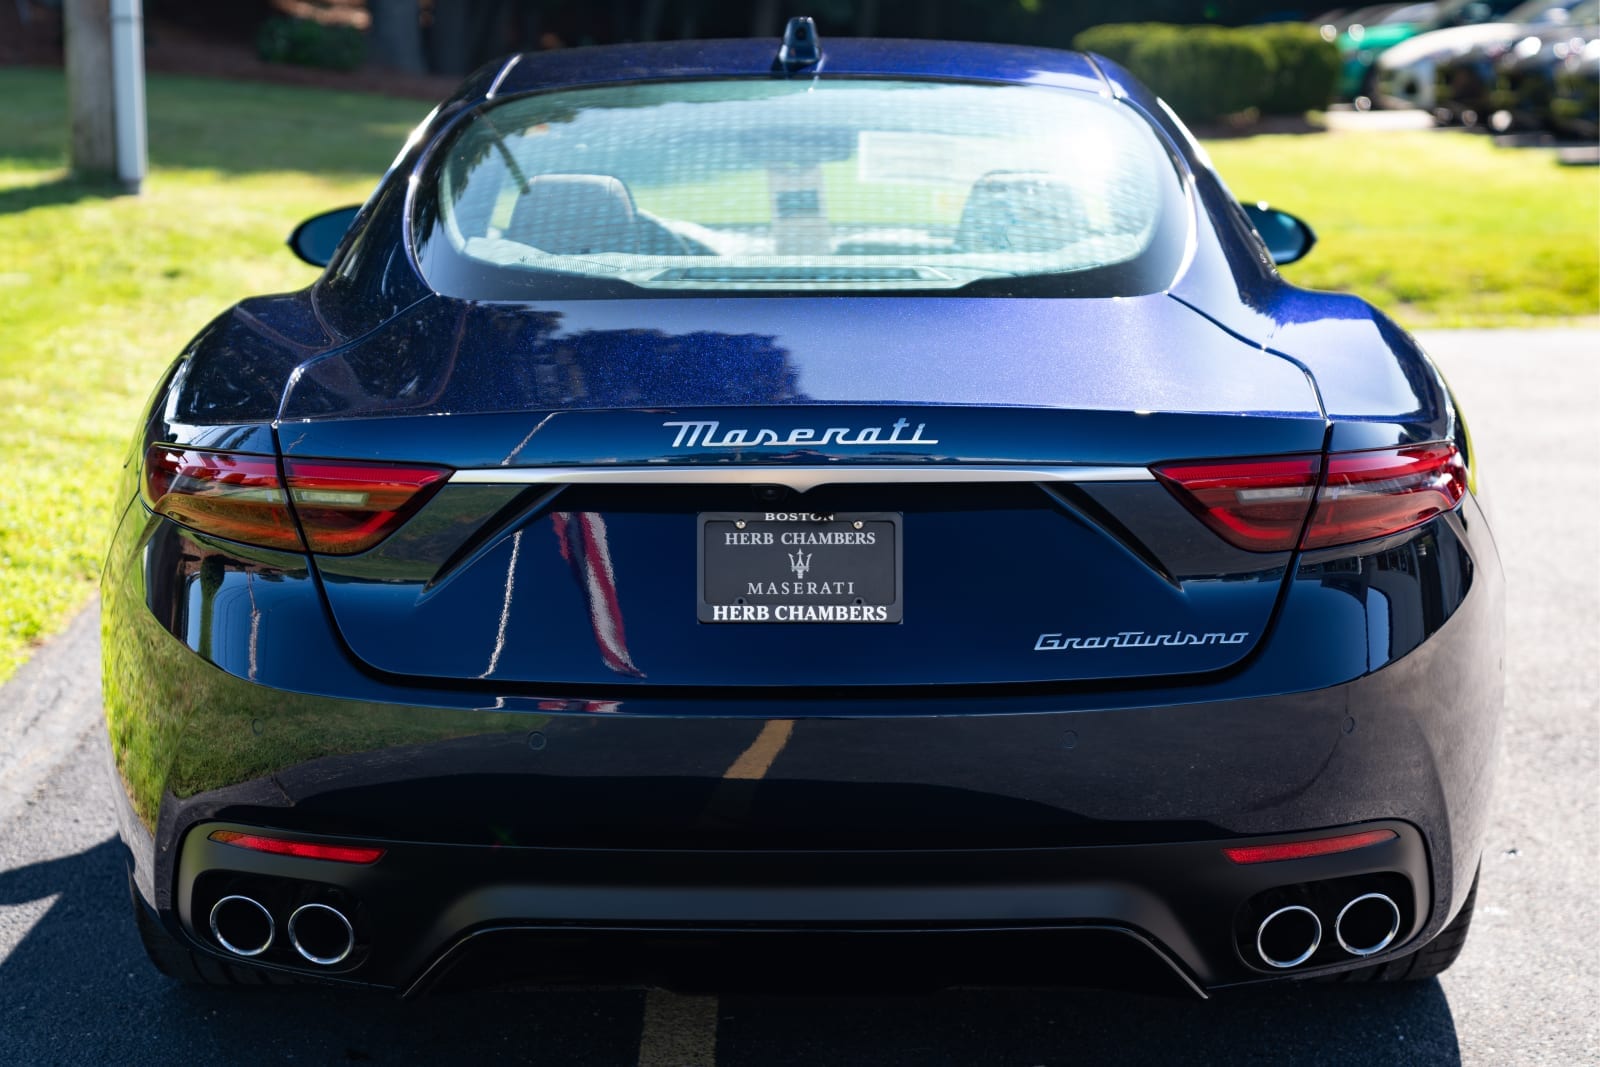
[1256, 904, 1322, 969]
[209, 895, 274, 957]
[1336, 892, 1401, 957]
[287, 902, 355, 966]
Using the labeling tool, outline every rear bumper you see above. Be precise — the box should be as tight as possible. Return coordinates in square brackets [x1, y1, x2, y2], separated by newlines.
[103, 497, 1503, 995]
[172, 819, 1429, 996]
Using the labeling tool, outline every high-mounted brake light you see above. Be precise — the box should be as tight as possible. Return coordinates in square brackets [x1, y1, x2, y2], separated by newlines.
[1154, 443, 1466, 553]
[1223, 828, 1397, 864]
[144, 446, 447, 555]
[208, 829, 385, 865]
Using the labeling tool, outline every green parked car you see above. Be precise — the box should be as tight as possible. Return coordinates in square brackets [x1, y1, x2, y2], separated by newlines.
[1334, 3, 1440, 103]
[1335, 0, 1534, 104]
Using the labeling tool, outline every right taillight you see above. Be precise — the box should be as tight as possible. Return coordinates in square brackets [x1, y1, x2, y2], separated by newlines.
[1155, 443, 1466, 553]
[1302, 443, 1467, 549]
[1152, 455, 1320, 552]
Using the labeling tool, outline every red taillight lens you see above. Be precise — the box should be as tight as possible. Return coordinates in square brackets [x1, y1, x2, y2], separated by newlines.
[208, 829, 384, 865]
[1152, 455, 1320, 552]
[1223, 828, 1397, 864]
[283, 460, 447, 555]
[1302, 444, 1467, 550]
[145, 446, 447, 554]
[144, 446, 302, 551]
[1155, 443, 1467, 553]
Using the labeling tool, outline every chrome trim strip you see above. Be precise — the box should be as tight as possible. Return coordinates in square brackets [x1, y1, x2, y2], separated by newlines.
[450, 465, 1152, 493]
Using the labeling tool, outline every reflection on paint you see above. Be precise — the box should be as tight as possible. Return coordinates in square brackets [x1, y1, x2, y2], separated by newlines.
[479, 529, 523, 679]
[553, 511, 645, 678]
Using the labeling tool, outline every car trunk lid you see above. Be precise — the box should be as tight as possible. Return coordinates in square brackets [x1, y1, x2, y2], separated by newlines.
[280, 295, 1326, 689]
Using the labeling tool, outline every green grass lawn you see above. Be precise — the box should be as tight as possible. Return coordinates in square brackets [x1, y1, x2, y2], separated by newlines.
[1206, 130, 1600, 326]
[0, 69, 427, 683]
[0, 66, 1595, 684]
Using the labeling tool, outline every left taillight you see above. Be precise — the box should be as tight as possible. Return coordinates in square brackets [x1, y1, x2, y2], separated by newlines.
[143, 446, 447, 554]
[144, 447, 301, 551]
[281, 459, 448, 554]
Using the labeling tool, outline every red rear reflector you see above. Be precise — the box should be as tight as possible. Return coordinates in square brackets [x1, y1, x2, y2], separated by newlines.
[144, 446, 301, 551]
[144, 445, 447, 555]
[1302, 444, 1467, 550]
[283, 460, 447, 555]
[1224, 828, 1397, 864]
[1152, 455, 1320, 552]
[208, 830, 385, 865]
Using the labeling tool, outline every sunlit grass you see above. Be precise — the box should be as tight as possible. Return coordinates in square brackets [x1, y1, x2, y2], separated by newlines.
[0, 69, 426, 682]
[1207, 128, 1600, 327]
[0, 67, 1594, 682]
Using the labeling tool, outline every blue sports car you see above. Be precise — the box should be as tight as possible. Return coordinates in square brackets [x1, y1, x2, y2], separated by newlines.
[104, 20, 1503, 997]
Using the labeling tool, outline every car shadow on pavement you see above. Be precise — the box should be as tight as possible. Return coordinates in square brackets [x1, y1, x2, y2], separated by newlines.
[0, 837, 644, 1065]
[0, 836, 1462, 1066]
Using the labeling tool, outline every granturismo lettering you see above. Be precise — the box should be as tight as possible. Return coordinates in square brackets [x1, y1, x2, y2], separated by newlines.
[1034, 630, 1251, 651]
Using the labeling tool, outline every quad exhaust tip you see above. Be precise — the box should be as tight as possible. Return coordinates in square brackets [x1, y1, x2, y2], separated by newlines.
[1336, 892, 1401, 957]
[1256, 904, 1322, 969]
[287, 902, 356, 966]
[209, 895, 274, 957]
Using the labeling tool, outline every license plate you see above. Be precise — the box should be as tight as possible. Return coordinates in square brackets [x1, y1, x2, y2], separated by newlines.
[698, 512, 901, 623]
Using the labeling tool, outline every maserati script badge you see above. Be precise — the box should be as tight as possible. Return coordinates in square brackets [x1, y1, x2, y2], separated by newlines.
[664, 417, 937, 449]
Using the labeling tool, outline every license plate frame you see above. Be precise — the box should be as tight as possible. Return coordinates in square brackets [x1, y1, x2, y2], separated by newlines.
[698, 511, 902, 624]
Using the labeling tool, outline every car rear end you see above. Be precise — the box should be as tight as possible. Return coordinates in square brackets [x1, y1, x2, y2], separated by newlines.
[103, 42, 1503, 997]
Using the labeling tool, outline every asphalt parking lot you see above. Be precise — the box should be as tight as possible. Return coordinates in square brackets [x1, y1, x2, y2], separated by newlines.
[0, 330, 1594, 1066]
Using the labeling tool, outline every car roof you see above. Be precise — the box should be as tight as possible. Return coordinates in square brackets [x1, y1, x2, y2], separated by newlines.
[479, 37, 1111, 102]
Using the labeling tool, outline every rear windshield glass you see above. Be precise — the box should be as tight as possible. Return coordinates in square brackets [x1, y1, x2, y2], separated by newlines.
[413, 78, 1190, 299]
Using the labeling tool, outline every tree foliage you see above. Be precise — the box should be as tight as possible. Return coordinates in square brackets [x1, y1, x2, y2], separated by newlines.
[155, 0, 1331, 78]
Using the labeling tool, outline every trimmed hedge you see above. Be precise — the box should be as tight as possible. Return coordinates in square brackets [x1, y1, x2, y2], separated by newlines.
[1072, 23, 1178, 70]
[257, 17, 366, 72]
[1132, 28, 1274, 122]
[1074, 22, 1339, 122]
[1250, 23, 1341, 115]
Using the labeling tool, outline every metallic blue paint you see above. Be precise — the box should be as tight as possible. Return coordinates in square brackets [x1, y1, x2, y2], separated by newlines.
[103, 497, 1500, 990]
[102, 35, 1503, 996]
[277, 296, 1322, 420]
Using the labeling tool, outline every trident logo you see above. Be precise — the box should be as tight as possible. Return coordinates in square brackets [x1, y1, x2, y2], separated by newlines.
[788, 550, 812, 579]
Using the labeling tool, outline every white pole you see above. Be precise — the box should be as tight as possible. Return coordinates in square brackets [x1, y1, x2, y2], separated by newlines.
[109, 0, 146, 193]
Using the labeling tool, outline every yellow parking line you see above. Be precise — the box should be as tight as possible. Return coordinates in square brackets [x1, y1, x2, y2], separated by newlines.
[722, 719, 795, 780]
[637, 990, 719, 1067]
[634, 720, 793, 1065]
